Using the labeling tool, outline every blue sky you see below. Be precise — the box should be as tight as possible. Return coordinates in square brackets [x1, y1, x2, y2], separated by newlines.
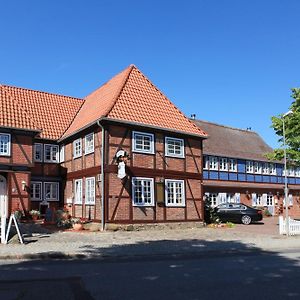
[1, 0, 299, 148]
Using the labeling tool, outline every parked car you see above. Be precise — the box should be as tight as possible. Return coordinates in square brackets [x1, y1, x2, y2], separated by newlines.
[214, 203, 263, 225]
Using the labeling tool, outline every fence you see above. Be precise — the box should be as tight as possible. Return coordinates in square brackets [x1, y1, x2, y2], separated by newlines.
[279, 216, 300, 235]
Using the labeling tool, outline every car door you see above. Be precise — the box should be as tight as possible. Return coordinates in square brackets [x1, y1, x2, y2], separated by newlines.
[228, 204, 242, 222]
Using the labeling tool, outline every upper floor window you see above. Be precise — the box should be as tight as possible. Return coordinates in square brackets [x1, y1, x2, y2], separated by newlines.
[269, 163, 277, 175]
[219, 157, 228, 171]
[85, 133, 94, 155]
[73, 138, 82, 158]
[209, 156, 218, 170]
[0, 133, 11, 156]
[246, 161, 254, 173]
[132, 177, 154, 206]
[229, 158, 237, 172]
[262, 163, 269, 175]
[30, 182, 42, 201]
[44, 182, 59, 201]
[165, 179, 185, 207]
[295, 168, 300, 177]
[288, 167, 295, 177]
[165, 137, 184, 158]
[254, 162, 262, 174]
[44, 144, 59, 163]
[85, 177, 95, 205]
[132, 131, 154, 154]
[34, 143, 43, 162]
[203, 156, 209, 170]
[59, 145, 65, 163]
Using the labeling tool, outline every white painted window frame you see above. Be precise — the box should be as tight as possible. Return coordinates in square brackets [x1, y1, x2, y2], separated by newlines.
[60, 145, 65, 163]
[44, 144, 59, 163]
[74, 179, 83, 204]
[132, 131, 155, 154]
[203, 156, 209, 170]
[85, 177, 95, 205]
[165, 137, 185, 158]
[132, 177, 154, 207]
[262, 163, 269, 175]
[30, 181, 42, 201]
[209, 156, 218, 170]
[73, 138, 82, 158]
[254, 162, 262, 174]
[219, 157, 228, 171]
[34, 143, 43, 162]
[85, 133, 94, 155]
[246, 161, 254, 173]
[0, 133, 11, 156]
[269, 163, 277, 175]
[165, 179, 185, 207]
[44, 182, 59, 202]
[229, 158, 237, 172]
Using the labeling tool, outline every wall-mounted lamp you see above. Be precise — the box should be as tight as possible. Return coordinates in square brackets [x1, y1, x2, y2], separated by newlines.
[21, 180, 26, 191]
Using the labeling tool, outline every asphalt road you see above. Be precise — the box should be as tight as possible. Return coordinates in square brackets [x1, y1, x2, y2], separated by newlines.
[1, 248, 300, 300]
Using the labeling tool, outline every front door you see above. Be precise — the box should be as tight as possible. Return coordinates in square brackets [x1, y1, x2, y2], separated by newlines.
[0, 175, 8, 218]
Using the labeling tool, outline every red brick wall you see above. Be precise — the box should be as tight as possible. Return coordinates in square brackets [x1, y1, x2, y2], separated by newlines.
[8, 172, 30, 214]
[0, 133, 33, 166]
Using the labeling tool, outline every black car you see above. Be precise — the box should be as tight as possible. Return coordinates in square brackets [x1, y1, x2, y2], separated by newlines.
[214, 203, 263, 225]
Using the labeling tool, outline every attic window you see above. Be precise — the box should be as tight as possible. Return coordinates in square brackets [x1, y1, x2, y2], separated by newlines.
[0, 133, 11, 156]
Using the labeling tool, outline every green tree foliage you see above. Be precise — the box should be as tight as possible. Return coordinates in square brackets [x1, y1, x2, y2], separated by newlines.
[267, 88, 300, 165]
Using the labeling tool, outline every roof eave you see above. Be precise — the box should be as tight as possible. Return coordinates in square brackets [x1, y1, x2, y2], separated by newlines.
[58, 117, 207, 142]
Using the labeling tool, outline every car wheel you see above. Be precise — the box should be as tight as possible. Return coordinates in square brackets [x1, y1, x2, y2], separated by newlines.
[241, 215, 251, 225]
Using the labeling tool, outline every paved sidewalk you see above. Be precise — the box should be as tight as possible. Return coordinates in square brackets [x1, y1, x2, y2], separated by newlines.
[0, 217, 299, 260]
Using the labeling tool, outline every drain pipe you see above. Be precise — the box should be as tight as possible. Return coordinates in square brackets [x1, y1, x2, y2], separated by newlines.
[97, 120, 105, 231]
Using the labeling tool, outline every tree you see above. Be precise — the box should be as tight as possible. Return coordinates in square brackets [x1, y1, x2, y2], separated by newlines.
[267, 88, 300, 165]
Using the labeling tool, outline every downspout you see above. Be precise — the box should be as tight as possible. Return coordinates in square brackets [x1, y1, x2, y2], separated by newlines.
[97, 120, 105, 231]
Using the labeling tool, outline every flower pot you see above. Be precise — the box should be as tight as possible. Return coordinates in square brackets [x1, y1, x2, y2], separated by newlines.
[32, 215, 39, 221]
[73, 223, 83, 231]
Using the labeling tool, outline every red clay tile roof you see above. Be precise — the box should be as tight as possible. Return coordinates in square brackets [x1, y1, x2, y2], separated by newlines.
[0, 85, 83, 140]
[62, 65, 207, 139]
[0, 85, 40, 132]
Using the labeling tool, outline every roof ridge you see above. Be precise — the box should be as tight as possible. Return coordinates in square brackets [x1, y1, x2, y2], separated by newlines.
[194, 119, 258, 135]
[122, 67, 207, 136]
[1, 84, 83, 102]
[59, 98, 86, 139]
[102, 65, 134, 117]
[1, 85, 41, 131]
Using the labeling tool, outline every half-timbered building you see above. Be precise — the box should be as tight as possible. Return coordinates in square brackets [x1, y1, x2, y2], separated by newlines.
[193, 119, 300, 218]
[0, 65, 207, 227]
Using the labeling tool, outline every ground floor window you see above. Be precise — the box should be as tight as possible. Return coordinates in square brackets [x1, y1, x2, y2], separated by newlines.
[165, 179, 185, 207]
[30, 182, 42, 201]
[74, 179, 83, 204]
[85, 177, 95, 205]
[205, 192, 218, 207]
[132, 177, 154, 206]
[44, 182, 59, 201]
[252, 193, 262, 206]
[266, 194, 274, 206]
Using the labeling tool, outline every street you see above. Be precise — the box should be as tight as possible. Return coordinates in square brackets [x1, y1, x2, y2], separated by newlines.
[1, 247, 300, 300]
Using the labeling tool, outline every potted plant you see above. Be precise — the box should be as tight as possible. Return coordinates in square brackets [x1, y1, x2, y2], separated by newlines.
[71, 217, 84, 231]
[13, 209, 23, 221]
[29, 209, 41, 221]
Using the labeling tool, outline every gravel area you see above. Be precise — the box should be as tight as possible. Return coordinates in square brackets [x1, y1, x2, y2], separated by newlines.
[0, 217, 299, 260]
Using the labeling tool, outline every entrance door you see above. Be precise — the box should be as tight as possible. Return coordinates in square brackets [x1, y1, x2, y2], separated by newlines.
[0, 175, 8, 218]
